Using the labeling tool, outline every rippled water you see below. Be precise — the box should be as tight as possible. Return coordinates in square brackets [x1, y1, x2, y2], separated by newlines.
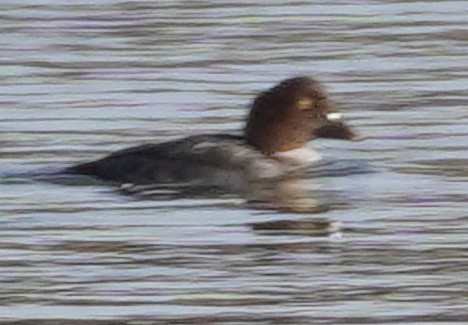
[1, 1, 467, 323]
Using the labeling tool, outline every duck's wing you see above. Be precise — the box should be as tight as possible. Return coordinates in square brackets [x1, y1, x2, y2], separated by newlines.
[65, 134, 253, 184]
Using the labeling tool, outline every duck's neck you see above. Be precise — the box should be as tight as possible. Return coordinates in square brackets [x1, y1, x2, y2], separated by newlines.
[271, 147, 322, 166]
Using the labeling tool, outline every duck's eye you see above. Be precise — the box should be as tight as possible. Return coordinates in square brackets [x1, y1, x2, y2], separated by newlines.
[297, 98, 313, 110]
[326, 112, 343, 121]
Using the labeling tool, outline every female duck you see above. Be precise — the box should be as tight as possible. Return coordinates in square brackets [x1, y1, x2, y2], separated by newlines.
[66, 76, 357, 187]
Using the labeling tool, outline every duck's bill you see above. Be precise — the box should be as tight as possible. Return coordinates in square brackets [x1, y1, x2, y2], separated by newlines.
[314, 120, 360, 141]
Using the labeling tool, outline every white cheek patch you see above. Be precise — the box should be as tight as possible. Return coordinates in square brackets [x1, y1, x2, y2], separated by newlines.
[326, 112, 343, 121]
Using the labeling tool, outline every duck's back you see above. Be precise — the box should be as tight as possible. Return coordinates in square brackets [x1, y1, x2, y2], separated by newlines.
[66, 134, 255, 185]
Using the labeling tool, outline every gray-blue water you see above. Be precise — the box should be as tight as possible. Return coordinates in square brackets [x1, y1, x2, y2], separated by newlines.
[1, 1, 467, 323]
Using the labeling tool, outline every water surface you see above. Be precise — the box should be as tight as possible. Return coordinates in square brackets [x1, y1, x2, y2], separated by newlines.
[1, 1, 467, 323]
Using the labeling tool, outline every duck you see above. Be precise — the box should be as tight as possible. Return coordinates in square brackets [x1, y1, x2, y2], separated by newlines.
[65, 76, 358, 188]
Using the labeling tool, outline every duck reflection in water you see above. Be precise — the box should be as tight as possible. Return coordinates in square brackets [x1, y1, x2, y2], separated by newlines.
[66, 76, 359, 229]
